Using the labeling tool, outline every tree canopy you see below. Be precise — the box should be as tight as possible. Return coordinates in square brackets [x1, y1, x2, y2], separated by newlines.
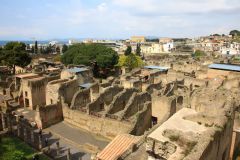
[62, 44, 68, 53]
[193, 50, 206, 57]
[136, 43, 141, 56]
[0, 42, 31, 74]
[117, 54, 144, 70]
[61, 43, 119, 68]
[230, 30, 240, 37]
[124, 46, 132, 56]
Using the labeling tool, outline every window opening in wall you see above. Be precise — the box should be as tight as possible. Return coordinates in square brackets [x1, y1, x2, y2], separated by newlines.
[25, 98, 29, 107]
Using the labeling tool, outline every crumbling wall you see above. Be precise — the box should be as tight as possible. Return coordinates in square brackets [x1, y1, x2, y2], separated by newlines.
[152, 95, 176, 124]
[184, 77, 207, 89]
[46, 79, 68, 105]
[22, 78, 47, 110]
[70, 89, 91, 109]
[35, 103, 63, 129]
[130, 102, 152, 136]
[62, 106, 133, 139]
[122, 92, 151, 119]
[59, 79, 79, 105]
[207, 69, 230, 78]
[223, 78, 240, 90]
[88, 86, 124, 112]
[107, 89, 137, 114]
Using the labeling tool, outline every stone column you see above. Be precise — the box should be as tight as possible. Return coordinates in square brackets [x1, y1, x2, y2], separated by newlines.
[23, 128, 28, 142]
[229, 131, 237, 160]
[0, 115, 3, 131]
[17, 124, 21, 137]
[47, 145, 51, 153]
[56, 142, 60, 156]
[67, 148, 71, 160]
[30, 130, 35, 144]
[1, 113, 6, 130]
[7, 115, 12, 133]
[38, 135, 43, 150]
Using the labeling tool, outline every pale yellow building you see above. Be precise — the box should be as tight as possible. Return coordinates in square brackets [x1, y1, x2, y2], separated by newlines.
[130, 36, 146, 43]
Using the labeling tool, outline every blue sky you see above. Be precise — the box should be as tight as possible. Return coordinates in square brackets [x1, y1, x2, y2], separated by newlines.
[0, 0, 240, 40]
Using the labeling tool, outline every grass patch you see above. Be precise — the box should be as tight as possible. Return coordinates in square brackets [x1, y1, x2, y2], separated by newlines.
[0, 136, 49, 160]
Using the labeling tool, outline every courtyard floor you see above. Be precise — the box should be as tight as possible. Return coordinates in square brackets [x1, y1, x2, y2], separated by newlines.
[43, 121, 110, 159]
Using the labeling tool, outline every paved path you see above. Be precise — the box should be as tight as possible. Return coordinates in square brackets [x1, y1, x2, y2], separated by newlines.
[43, 121, 110, 160]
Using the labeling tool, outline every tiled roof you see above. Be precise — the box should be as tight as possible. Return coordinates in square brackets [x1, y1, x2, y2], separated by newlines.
[97, 134, 141, 160]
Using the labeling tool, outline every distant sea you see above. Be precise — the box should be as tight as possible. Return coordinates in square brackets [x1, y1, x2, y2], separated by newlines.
[0, 40, 69, 46]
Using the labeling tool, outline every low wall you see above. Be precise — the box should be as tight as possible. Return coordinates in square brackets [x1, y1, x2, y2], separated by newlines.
[63, 106, 133, 139]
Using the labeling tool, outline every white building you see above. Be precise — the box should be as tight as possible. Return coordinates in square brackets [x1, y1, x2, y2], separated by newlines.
[220, 43, 240, 55]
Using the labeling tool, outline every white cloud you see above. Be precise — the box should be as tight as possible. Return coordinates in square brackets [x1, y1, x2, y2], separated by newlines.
[97, 3, 107, 12]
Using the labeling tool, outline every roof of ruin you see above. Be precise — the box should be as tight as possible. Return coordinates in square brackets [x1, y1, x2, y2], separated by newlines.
[209, 63, 240, 72]
[79, 83, 93, 89]
[15, 73, 38, 79]
[148, 108, 207, 142]
[66, 67, 89, 73]
[97, 134, 141, 160]
[144, 65, 169, 71]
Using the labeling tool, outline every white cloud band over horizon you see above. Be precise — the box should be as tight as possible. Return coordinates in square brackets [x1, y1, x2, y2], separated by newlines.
[0, 0, 239, 40]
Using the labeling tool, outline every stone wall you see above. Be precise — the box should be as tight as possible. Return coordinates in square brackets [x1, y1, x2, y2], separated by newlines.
[88, 86, 124, 113]
[70, 89, 91, 110]
[152, 96, 176, 124]
[35, 103, 63, 129]
[59, 79, 79, 105]
[62, 106, 133, 139]
[107, 89, 138, 114]
[207, 69, 230, 78]
[46, 79, 69, 105]
[22, 77, 48, 110]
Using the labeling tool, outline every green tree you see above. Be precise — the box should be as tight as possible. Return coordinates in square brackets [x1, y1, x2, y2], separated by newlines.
[230, 30, 240, 37]
[124, 46, 132, 56]
[117, 54, 144, 70]
[4, 41, 26, 51]
[12, 151, 27, 160]
[62, 44, 68, 53]
[34, 41, 38, 54]
[56, 46, 60, 54]
[136, 43, 141, 56]
[1, 42, 31, 74]
[194, 50, 206, 57]
[61, 43, 119, 70]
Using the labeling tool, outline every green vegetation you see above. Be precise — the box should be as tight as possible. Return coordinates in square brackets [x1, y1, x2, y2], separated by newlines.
[0, 136, 49, 160]
[34, 41, 38, 54]
[124, 46, 132, 56]
[136, 43, 141, 56]
[193, 50, 206, 57]
[53, 54, 61, 62]
[62, 44, 68, 53]
[61, 43, 118, 68]
[0, 41, 31, 74]
[117, 54, 144, 70]
[230, 30, 240, 37]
